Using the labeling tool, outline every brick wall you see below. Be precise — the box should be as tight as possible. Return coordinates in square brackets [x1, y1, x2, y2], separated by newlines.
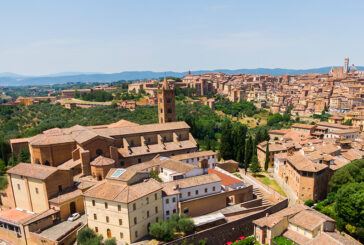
[165, 199, 288, 245]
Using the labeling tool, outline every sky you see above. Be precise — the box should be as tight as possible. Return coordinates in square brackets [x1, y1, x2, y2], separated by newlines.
[1, 0, 364, 76]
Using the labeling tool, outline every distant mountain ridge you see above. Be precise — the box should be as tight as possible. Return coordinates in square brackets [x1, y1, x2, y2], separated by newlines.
[1, 66, 363, 86]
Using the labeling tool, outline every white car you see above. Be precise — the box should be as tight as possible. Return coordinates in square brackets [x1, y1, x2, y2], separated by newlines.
[67, 213, 80, 222]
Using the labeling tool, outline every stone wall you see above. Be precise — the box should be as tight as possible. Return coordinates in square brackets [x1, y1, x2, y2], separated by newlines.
[165, 199, 288, 245]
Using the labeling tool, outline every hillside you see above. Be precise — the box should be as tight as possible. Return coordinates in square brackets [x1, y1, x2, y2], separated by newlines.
[2, 66, 364, 86]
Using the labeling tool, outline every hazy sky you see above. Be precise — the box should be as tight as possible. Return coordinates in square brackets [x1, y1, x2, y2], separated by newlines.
[1, 0, 364, 75]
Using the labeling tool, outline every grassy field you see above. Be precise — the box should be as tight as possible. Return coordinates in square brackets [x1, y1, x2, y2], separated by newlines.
[215, 110, 269, 128]
[255, 174, 287, 197]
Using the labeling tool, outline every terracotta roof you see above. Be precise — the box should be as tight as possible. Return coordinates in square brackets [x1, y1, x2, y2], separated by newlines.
[292, 123, 316, 129]
[289, 209, 334, 231]
[57, 159, 81, 170]
[282, 229, 310, 244]
[7, 163, 58, 180]
[287, 152, 327, 172]
[253, 204, 307, 228]
[162, 174, 221, 195]
[84, 178, 162, 203]
[171, 151, 217, 161]
[306, 231, 362, 245]
[49, 187, 83, 204]
[208, 168, 243, 187]
[90, 156, 115, 166]
[9, 138, 29, 144]
[107, 119, 139, 128]
[0, 208, 35, 225]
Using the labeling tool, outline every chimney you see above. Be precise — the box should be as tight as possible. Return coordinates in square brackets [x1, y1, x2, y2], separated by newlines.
[80, 150, 91, 176]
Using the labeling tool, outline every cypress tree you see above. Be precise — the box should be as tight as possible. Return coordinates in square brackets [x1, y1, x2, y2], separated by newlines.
[250, 155, 261, 176]
[220, 120, 234, 160]
[264, 142, 270, 171]
[244, 136, 253, 171]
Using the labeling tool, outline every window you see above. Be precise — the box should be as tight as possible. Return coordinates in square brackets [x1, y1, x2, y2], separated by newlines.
[155, 193, 158, 200]
[106, 216, 109, 223]
[92, 200, 95, 206]
[165, 199, 169, 204]
[159, 98, 163, 103]
[296, 226, 299, 232]
[118, 205, 121, 211]
[94, 214, 97, 220]
[213, 186, 216, 191]
[120, 161, 125, 167]
[147, 211, 150, 218]
[195, 190, 199, 195]
[172, 197, 176, 202]
[188, 192, 191, 196]
[155, 206, 158, 213]
[138, 158, 141, 163]
[135, 231, 138, 238]
[173, 209, 176, 213]
[156, 217, 159, 222]
[179, 193, 182, 198]
[95, 227, 98, 232]
[205, 188, 208, 193]
[167, 98, 171, 103]
[133, 203, 136, 211]
[17, 184, 20, 190]
[166, 210, 170, 215]
[167, 109, 172, 114]
[146, 197, 149, 204]
[105, 202, 108, 209]
[96, 149, 103, 156]
[120, 232, 123, 239]
[183, 208, 189, 214]
[58, 185, 62, 192]
[35, 188, 39, 194]
[134, 217, 137, 225]
[119, 219, 122, 225]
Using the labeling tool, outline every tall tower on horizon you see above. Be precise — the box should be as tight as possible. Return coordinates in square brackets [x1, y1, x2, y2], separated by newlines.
[157, 76, 176, 124]
[344, 56, 349, 73]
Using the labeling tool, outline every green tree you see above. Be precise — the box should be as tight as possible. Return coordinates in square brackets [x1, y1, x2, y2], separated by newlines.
[0, 159, 6, 174]
[304, 199, 314, 207]
[244, 136, 253, 172]
[335, 182, 364, 228]
[149, 221, 175, 242]
[8, 153, 17, 166]
[264, 143, 270, 171]
[329, 159, 364, 193]
[249, 155, 261, 175]
[343, 119, 353, 126]
[77, 227, 103, 245]
[104, 238, 117, 245]
[18, 148, 30, 163]
[74, 89, 80, 98]
[220, 120, 233, 160]
[176, 217, 194, 234]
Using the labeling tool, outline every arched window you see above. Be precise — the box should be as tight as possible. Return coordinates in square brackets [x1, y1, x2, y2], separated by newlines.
[107, 229, 111, 239]
[44, 160, 50, 166]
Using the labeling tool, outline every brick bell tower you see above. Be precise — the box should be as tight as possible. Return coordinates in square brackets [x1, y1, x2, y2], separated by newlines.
[157, 75, 176, 123]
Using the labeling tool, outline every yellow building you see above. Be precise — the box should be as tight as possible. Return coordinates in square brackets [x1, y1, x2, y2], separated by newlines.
[83, 168, 163, 244]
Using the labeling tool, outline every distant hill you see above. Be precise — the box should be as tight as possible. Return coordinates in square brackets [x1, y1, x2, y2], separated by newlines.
[1, 67, 364, 86]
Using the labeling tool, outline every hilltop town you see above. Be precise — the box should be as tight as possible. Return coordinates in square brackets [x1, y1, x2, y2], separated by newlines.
[0, 58, 363, 245]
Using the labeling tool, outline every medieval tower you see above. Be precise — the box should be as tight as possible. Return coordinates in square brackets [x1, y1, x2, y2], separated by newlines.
[157, 76, 176, 123]
[344, 56, 349, 73]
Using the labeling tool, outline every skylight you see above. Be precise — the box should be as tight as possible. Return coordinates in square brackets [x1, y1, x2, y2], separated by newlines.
[111, 168, 126, 178]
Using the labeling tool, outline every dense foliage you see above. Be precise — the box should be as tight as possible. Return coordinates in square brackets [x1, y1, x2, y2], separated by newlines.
[149, 214, 194, 242]
[80, 90, 114, 102]
[313, 159, 364, 242]
[271, 236, 295, 245]
[215, 98, 257, 117]
[77, 227, 103, 245]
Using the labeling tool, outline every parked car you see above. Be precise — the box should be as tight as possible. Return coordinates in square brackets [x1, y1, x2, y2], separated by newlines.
[67, 213, 80, 222]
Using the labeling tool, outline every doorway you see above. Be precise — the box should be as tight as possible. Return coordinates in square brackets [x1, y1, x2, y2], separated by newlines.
[70, 201, 76, 214]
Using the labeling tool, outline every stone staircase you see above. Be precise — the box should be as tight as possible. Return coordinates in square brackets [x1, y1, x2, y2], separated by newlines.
[253, 187, 272, 206]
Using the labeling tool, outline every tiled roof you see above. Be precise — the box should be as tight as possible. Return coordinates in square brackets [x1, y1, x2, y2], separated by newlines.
[0, 208, 35, 225]
[306, 231, 362, 245]
[208, 168, 243, 187]
[162, 174, 221, 196]
[7, 163, 57, 180]
[90, 156, 115, 166]
[282, 229, 310, 244]
[171, 151, 217, 161]
[84, 178, 162, 203]
[287, 152, 327, 172]
[289, 209, 334, 231]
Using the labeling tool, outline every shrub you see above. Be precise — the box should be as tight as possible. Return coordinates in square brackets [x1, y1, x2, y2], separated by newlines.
[77, 227, 103, 245]
[304, 199, 314, 207]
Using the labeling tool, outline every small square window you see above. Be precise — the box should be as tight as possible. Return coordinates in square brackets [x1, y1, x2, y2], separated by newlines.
[205, 188, 208, 193]
[105, 202, 108, 209]
[92, 200, 96, 206]
[166, 210, 170, 215]
[118, 205, 121, 211]
[35, 188, 39, 194]
[134, 217, 137, 225]
[166, 199, 169, 204]
[119, 219, 122, 225]
[106, 216, 109, 223]
[195, 190, 199, 195]
[95, 227, 98, 232]
[172, 197, 176, 202]
[155, 206, 158, 213]
[93, 214, 97, 220]
[155, 193, 158, 200]
[120, 232, 123, 239]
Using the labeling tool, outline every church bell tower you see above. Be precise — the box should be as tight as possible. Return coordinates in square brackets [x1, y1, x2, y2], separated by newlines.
[157, 76, 176, 123]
